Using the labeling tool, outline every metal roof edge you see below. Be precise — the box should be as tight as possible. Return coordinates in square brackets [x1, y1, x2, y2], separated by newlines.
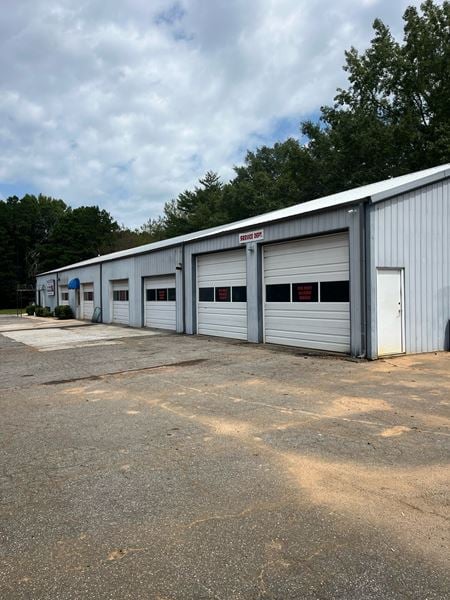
[370, 169, 450, 204]
[36, 164, 450, 277]
[35, 197, 369, 277]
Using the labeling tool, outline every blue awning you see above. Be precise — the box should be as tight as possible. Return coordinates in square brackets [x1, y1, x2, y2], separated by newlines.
[68, 278, 80, 289]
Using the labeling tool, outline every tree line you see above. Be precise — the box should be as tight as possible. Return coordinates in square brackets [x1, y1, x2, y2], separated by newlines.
[1, 0, 448, 308]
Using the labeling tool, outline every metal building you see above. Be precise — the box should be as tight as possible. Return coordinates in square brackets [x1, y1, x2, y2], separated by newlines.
[36, 164, 450, 359]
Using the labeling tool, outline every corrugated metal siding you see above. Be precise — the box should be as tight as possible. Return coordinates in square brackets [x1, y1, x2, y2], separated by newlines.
[370, 179, 450, 355]
[101, 247, 180, 327]
[36, 265, 101, 317]
[36, 248, 181, 328]
[184, 206, 364, 355]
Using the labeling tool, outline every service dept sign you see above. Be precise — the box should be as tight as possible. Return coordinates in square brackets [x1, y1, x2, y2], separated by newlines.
[46, 279, 55, 296]
[238, 229, 264, 244]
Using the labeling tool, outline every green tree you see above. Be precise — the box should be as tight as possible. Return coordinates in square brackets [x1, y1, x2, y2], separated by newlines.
[39, 206, 119, 272]
[223, 139, 317, 221]
[157, 171, 227, 237]
[302, 0, 450, 193]
[0, 194, 68, 308]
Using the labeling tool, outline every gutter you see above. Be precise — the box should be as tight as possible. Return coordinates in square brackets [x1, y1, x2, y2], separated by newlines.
[99, 263, 103, 323]
[181, 242, 186, 333]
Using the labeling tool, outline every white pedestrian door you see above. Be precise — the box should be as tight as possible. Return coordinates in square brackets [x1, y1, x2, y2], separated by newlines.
[59, 285, 69, 306]
[377, 269, 404, 356]
[144, 275, 176, 330]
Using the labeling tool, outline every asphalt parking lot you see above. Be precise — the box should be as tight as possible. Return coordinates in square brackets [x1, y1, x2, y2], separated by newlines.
[1, 316, 449, 599]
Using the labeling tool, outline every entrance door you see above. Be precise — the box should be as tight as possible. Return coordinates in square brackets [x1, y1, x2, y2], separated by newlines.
[377, 269, 405, 356]
[59, 285, 69, 306]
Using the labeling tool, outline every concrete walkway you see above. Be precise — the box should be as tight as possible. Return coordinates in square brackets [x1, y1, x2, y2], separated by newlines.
[0, 316, 163, 351]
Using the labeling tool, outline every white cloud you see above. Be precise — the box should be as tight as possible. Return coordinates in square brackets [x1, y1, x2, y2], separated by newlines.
[0, 0, 419, 226]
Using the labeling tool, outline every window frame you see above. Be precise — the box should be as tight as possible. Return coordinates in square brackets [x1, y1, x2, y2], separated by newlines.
[265, 283, 291, 303]
[320, 280, 350, 303]
[113, 289, 129, 302]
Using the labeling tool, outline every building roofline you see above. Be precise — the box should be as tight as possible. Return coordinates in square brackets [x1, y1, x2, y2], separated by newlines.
[37, 163, 450, 277]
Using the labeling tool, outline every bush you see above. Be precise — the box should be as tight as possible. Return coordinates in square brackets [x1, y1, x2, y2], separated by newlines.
[35, 306, 53, 317]
[25, 304, 37, 316]
[54, 305, 74, 319]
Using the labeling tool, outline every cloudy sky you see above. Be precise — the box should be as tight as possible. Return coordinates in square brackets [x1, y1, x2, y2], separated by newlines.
[0, 0, 420, 227]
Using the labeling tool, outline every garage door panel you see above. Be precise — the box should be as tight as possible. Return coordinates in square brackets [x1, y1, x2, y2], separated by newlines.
[198, 306, 247, 339]
[264, 305, 349, 320]
[81, 283, 94, 320]
[197, 251, 246, 285]
[197, 250, 247, 340]
[264, 235, 348, 257]
[112, 302, 129, 324]
[198, 305, 246, 326]
[264, 233, 350, 353]
[144, 275, 176, 330]
[265, 266, 349, 283]
[112, 280, 129, 325]
[144, 304, 176, 330]
[265, 316, 349, 336]
[264, 251, 349, 270]
[265, 331, 349, 352]
[264, 236, 349, 285]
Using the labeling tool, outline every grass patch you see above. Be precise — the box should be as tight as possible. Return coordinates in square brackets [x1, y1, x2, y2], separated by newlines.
[0, 308, 21, 315]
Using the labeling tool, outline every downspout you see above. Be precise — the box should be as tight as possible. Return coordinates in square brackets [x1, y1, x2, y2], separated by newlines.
[181, 242, 186, 333]
[358, 201, 368, 358]
[364, 199, 373, 358]
[99, 263, 103, 323]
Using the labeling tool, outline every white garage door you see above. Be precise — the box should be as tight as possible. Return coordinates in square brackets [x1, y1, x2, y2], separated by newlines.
[81, 283, 94, 320]
[111, 280, 129, 325]
[197, 249, 247, 340]
[144, 275, 176, 331]
[59, 285, 69, 306]
[263, 232, 350, 352]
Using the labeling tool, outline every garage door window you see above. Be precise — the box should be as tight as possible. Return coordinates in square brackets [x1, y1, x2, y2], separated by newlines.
[61, 292, 69, 301]
[320, 281, 349, 302]
[199, 287, 214, 302]
[215, 287, 231, 302]
[292, 282, 318, 302]
[232, 286, 247, 302]
[147, 288, 176, 301]
[267, 281, 349, 303]
[266, 284, 290, 302]
[113, 290, 129, 301]
[200, 286, 247, 303]
[83, 291, 94, 301]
